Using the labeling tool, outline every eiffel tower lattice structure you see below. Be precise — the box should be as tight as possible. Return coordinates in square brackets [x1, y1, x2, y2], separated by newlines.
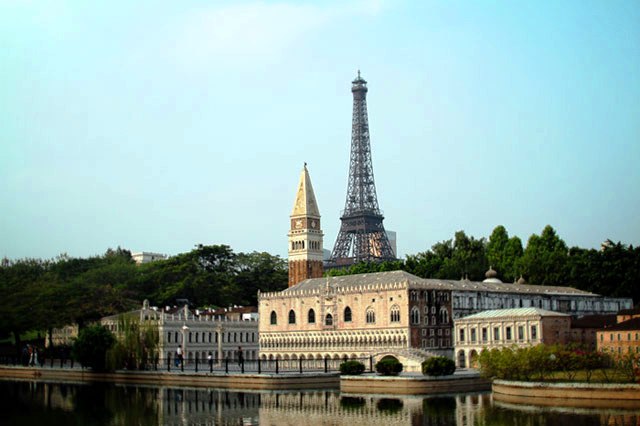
[329, 72, 396, 267]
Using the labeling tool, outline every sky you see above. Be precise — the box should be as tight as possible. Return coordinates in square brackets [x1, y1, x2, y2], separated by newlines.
[1, 0, 639, 261]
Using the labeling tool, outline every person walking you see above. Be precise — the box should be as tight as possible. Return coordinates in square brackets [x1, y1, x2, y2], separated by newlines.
[237, 346, 243, 366]
[207, 352, 213, 370]
[176, 345, 183, 367]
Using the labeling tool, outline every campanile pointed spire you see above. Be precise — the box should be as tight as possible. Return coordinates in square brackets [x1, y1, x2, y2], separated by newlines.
[288, 164, 324, 287]
[291, 163, 320, 218]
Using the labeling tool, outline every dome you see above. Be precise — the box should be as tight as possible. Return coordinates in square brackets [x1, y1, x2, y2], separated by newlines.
[483, 266, 502, 283]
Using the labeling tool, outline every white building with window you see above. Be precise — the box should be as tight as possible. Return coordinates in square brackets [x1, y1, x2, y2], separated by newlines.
[453, 307, 571, 368]
[100, 301, 259, 365]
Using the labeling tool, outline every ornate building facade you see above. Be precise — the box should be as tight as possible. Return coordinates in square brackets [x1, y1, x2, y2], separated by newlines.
[259, 270, 631, 368]
[288, 164, 324, 287]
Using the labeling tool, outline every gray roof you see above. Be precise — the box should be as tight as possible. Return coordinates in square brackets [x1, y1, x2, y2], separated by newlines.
[458, 307, 570, 320]
[283, 270, 420, 293]
[283, 270, 596, 297]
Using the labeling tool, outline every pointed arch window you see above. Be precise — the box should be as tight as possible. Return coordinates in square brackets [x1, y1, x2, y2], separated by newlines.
[366, 308, 375, 324]
[270, 311, 277, 325]
[308, 309, 316, 324]
[344, 306, 352, 322]
[325, 313, 333, 326]
[288, 310, 296, 324]
[390, 305, 400, 322]
[439, 307, 449, 324]
[410, 307, 420, 325]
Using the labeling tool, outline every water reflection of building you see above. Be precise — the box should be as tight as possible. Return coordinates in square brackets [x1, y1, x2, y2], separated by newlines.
[257, 391, 493, 426]
[158, 387, 260, 425]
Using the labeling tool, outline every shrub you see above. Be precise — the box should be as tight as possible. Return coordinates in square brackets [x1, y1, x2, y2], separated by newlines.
[375, 357, 403, 376]
[72, 325, 116, 371]
[422, 356, 456, 376]
[340, 360, 366, 375]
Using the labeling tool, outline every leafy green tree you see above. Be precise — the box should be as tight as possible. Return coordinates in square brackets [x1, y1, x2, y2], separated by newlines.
[72, 324, 116, 371]
[235, 251, 288, 305]
[106, 315, 159, 370]
[486, 226, 523, 282]
[517, 225, 569, 285]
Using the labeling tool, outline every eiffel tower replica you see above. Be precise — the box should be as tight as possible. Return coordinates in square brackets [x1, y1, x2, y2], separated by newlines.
[329, 72, 396, 267]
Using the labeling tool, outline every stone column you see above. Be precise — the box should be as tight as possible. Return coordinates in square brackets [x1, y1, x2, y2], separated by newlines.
[216, 325, 223, 365]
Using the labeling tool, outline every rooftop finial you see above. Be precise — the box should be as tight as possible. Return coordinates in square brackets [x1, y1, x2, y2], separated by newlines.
[357, 69, 361, 79]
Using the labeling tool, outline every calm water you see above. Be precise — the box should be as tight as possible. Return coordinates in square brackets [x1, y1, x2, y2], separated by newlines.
[2, 379, 639, 426]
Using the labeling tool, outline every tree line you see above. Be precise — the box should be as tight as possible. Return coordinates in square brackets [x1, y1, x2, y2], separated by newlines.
[328, 225, 640, 303]
[0, 245, 287, 351]
[1, 225, 638, 352]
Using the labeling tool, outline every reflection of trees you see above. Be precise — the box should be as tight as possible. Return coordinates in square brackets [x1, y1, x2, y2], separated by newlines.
[476, 405, 608, 426]
[340, 396, 366, 411]
[376, 398, 403, 414]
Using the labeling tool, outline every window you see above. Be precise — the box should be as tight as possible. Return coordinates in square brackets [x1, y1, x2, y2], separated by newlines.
[366, 308, 376, 324]
[325, 313, 333, 326]
[410, 291, 418, 301]
[506, 327, 512, 340]
[410, 307, 420, 325]
[459, 329, 465, 342]
[390, 305, 400, 323]
[439, 308, 449, 324]
[308, 309, 316, 324]
[482, 328, 487, 342]
[288, 310, 296, 324]
[494, 327, 500, 341]
[531, 326, 537, 340]
[421, 329, 427, 336]
[471, 328, 477, 342]
[344, 306, 352, 322]
[168, 332, 172, 343]
[518, 326, 524, 340]
[270, 311, 277, 325]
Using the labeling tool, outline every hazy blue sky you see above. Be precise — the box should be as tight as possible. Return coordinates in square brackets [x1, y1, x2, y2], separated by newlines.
[2, 0, 639, 261]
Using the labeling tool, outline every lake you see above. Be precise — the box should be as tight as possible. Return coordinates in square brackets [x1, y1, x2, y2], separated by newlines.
[2, 379, 639, 425]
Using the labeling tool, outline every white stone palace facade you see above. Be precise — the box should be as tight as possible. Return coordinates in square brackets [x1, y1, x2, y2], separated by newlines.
[101, 302, 259, 364]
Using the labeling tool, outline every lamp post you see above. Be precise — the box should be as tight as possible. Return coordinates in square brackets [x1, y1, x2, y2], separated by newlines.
[182, 324, 189, 367]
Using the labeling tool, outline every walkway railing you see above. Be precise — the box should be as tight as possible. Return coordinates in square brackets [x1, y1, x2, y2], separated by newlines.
[0, 355, 378, 375]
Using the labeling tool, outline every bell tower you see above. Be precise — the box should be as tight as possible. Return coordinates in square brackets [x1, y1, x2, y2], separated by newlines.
[288, 163, 324, 287]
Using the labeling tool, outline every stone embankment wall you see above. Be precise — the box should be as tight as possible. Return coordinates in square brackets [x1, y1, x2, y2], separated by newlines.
[341, 373, 491, 395]
[0, 366, 339, 390]
[493, 380, 640, 409]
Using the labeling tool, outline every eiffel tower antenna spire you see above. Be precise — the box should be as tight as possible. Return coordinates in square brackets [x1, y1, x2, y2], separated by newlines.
[329, 72, 396, 267]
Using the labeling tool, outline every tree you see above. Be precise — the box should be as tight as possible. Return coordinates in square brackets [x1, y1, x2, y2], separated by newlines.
[486, 226, 523, 282]
[72, 324, 116, 371]
[517, 225, 569, 285]
[106, 315, 159, 370]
